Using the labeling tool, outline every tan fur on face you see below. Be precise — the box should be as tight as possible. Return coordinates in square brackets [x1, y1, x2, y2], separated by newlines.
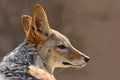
[37, 30, 88, 72]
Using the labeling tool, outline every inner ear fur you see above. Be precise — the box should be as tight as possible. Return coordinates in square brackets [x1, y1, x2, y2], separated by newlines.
[23, 4, 52, 45]
[31, 4, 51, 38]
[21, 15, 32, 35]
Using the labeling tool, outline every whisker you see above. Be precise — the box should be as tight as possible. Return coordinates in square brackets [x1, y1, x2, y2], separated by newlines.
[54, 68, 66, 74]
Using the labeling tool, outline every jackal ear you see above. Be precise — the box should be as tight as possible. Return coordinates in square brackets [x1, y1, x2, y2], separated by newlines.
[21, 15, 32, 35]
[31, 4, 51, 37]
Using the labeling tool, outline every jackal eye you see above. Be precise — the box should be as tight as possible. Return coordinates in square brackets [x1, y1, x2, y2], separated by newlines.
[57, 45, 66, 49]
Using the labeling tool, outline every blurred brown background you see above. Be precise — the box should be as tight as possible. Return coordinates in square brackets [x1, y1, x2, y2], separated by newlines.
[0, 0, 120, 80]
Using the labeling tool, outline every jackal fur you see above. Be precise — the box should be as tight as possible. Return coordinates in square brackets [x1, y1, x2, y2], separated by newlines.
[0, 4, 89, 80]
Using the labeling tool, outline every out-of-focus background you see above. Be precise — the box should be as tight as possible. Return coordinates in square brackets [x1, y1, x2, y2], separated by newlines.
[0, 0, 120, 80]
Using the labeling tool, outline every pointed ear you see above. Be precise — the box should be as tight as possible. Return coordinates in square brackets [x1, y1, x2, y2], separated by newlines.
[21, 15, 32, 35]
[31, 4, 51, 37]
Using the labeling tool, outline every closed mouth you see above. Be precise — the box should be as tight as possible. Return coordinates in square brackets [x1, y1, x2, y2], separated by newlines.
[62, 62, 84, 66]
[62, 62, 72, 65]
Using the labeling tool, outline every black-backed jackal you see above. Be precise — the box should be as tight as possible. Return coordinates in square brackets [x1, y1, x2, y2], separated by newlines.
[0, 4, 89, 80]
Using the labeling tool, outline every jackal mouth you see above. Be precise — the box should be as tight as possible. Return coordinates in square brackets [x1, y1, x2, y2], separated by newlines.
[62, 62, 72, 65]
[62, 62, 82, 66]
[62, 62, 86, 67]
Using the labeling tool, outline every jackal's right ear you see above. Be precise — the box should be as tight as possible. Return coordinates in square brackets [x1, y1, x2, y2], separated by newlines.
[31, 4, 51, 38]
[21, 15, 32, 35]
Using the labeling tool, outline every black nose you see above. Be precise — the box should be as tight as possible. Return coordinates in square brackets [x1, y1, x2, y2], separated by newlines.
[84, 57, 89, 62]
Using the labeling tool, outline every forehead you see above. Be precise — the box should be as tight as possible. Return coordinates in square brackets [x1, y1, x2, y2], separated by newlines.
[51, 29, 70, 44]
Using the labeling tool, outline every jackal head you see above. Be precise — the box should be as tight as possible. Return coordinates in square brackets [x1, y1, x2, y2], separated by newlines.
[21, 4, 89, 73]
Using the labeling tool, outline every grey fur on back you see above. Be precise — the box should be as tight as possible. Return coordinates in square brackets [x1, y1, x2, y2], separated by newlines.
[0, 42, 40, 80]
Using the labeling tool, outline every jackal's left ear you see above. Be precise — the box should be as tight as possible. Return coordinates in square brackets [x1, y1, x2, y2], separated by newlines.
[31, 4, 51, 37]
[21, 15, 32, 35]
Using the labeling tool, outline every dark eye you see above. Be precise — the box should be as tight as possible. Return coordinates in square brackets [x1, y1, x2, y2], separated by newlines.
[57, 45, 66, 49]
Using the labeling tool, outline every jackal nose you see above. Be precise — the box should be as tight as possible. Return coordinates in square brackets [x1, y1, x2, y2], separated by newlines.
[84, 57, 89, 62]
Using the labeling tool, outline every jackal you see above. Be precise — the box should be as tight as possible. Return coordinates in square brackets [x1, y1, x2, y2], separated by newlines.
[0, 4, 89, 80]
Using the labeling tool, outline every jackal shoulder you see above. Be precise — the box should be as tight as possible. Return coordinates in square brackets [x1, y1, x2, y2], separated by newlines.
[0, 42, 40, 80]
